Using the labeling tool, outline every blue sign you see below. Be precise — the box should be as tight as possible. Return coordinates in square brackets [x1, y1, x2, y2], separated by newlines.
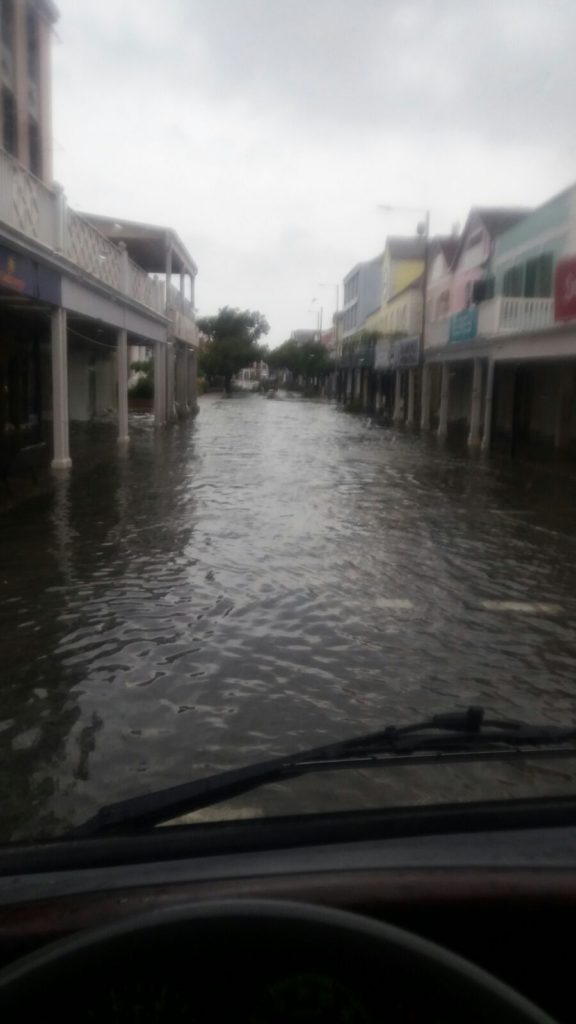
[449, 306, 478, 343]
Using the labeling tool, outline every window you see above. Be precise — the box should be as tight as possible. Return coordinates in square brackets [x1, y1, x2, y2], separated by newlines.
[28, 118, 41, 177]
[501, 255, 553, 299]
[2, 87, 17, 155]
[524, 253, 553, 297]
[0, 0, 15, 53]
[435, 290, 450, 319]
[502, 264, 524, 297]
[26, 6, 40, 83]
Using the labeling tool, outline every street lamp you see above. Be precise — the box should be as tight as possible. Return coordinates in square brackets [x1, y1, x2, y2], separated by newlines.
[309, 297, 323, 340]
[318, 281, 340, 316]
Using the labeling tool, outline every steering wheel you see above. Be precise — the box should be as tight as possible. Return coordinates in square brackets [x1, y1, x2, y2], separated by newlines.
[0, 900, 556, 1022]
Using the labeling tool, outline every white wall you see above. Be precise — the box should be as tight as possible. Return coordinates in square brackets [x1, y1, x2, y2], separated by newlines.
[68, 344, 116, 421]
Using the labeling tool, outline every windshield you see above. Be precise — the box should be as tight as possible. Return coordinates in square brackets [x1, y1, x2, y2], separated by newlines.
[1, 0, 576, 844]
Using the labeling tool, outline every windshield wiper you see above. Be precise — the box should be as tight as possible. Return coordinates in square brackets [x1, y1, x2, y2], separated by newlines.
[71, 707, 576, 837]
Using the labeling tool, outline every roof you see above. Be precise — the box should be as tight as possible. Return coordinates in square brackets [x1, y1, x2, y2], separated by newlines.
[386, 236, 426, 260]
[34, 0, 59, 22]
[389, 273, 424, 301]
[79, 213, 197, 275]
[428, 234, 459, 268]
[474, 207, 531, 237]
[343, 253, 382, 283]
[451, 206, 532, 270]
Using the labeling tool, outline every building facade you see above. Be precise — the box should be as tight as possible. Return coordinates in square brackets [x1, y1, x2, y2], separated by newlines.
[341, 255, 382, 339]
[422, 188, 576, 454]
[0, 0, 199, 475]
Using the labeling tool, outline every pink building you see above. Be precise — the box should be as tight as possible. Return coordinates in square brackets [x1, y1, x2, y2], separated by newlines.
[449, 209, 530, 314]
[425, 209, 530, 349]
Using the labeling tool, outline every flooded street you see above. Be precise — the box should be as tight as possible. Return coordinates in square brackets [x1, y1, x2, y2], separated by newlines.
[2, 394, 576, 842]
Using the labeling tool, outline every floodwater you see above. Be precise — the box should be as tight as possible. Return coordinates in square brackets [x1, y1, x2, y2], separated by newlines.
[2, 394, 576, 842]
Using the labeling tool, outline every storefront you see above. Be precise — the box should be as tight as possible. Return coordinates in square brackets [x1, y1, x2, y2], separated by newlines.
[0, 245, 61, 452]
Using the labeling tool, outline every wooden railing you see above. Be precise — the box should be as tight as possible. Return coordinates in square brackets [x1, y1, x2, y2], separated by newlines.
[477, 296, 554, 335]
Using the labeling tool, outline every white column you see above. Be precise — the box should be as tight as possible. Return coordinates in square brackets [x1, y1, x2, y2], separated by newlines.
[420, 362, 431, 430]
[468, 358, 483, 448]
[481, 360, 495, 452]
[182, 346, 189, 412]
[437, 362, 450, 440]
[154, 341, 165, 426]
[393, 369, 403, 424]
[165, 247, 173, 313]
[406, 368, 416, 427]
[166, 343, 176, 421]
[117, 328, 129, 444]
[188, 347, 198, 412]
[50, 308, 71, 469]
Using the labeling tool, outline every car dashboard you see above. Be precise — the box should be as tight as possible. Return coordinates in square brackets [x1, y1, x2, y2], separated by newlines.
[0, 801, 575, 1021]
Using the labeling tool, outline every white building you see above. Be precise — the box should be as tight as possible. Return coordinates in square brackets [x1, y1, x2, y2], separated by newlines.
[0, 0, 198, 471]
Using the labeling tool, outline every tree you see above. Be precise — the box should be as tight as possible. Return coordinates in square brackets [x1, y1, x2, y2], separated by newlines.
[198, 307, 270, 392]
[129, 358, 154, 399]
[268, 339, 332, 387]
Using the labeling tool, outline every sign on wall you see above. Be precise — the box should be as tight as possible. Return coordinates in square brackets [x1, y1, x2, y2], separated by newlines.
[448, 306, 478, 343]
[554, 256, 576, 322]
[391, 336, 420, 368]
[374, 338, 392, 369]
[0, 246, 61, 305]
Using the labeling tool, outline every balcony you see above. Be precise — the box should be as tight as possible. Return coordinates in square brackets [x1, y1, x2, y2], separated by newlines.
[0, 148, 166, 318]
[477, 296, 554, 336]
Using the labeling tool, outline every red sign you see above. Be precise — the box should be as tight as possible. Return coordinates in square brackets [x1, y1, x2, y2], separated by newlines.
[554, 257, 576, 322]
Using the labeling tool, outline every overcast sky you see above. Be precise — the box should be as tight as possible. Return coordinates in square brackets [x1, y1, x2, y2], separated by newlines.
[52, 0, 576, 346]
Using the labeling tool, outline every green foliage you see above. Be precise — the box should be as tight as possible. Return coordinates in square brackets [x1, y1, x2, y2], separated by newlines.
[198, 307, 270, 390]
[129, 358, 154, 398]
[129, 375, 154, 399]
[268, 339, 332, 380]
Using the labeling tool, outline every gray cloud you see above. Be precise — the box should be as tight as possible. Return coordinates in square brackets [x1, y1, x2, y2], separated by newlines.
[52, 0, 576, 344]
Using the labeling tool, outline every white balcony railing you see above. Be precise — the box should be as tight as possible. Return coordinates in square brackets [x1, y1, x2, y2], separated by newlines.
[0, 147, 167, 319]
[167, 282, 197, 343]
[0, 147, 57, 246]
[478, 296, 554, 336]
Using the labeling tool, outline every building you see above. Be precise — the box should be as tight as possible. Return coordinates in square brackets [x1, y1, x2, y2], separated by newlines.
[341, 255, 381, 339]
[0, 0, 198, 474]
[333, 237, 425, 417]
[422, 188, 576, 454]
[364, 237, 425, 336]
[1, 0, 54, 182]
[290, 328, 318, 344]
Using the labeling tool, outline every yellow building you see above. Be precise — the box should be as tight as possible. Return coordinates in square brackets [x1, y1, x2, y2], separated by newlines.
[364, 236, 425, 335]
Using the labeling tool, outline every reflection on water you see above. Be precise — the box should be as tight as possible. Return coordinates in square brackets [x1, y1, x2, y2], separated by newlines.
[2, 395, 576, 841]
